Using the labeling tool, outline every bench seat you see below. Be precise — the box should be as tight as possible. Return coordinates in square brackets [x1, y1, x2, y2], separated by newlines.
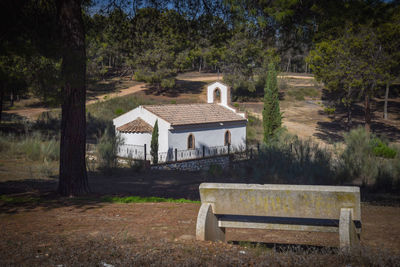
[196, 183, 361, 252]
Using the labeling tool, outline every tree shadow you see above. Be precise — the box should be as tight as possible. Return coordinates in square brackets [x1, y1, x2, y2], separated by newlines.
[0, 169, 196, 214]
[314, 99, 400, 143]
[374, 98, 400, 121]
[86, 80, 119, 100]
[0, 179, 107, 214]
[0, 168, 244, 214]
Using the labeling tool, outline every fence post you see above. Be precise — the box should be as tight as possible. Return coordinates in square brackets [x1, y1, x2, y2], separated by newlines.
[203, 146, 205, 158]
[250, 148, 253, 159]
[257, 142, 260, 155]
[228, 144, 230, 155]
[175, 148, 178, 162]
[144, 144, 147, 161]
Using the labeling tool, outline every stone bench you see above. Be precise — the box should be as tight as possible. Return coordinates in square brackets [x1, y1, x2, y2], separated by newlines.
[196, 183, 361, 251]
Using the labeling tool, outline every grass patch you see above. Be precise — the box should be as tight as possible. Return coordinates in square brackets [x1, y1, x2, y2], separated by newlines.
[101, 195, 200, 203]
[246, 114, 263, 144]
[286, 87, 320, 101]
[87, 95, 153, 121]
[0, 195, 40, 204]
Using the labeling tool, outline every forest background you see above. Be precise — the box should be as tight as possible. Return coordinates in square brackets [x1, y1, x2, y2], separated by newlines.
[1, 0, 400, 195]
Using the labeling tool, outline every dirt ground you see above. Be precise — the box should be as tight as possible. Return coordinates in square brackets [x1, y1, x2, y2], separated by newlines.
[0, 198, 399, 265]
[2, 72, 400, 265]
[1, 166, 400, 262]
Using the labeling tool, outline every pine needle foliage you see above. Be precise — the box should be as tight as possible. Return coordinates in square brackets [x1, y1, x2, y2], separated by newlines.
[263, 63, 282, 143]
[150, 120, 159, 164]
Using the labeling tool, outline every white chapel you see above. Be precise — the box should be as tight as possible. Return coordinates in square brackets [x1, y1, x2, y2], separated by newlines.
[113, 81, 247, 162]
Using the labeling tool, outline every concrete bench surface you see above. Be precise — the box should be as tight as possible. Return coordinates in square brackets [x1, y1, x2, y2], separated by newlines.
[196, 183, 361, 251]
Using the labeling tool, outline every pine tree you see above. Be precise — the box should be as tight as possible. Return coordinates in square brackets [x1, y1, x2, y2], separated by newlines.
[150, 120, 159, 164]
[263, 63, 282, 143]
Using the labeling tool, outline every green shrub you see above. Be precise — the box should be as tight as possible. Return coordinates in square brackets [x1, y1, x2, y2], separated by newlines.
[114, 108, 124, 116]
[0, 132, 59, 163]
[277, 77, 288, 91]
[337, 127, 399, 190]
[373, 161, 395, 193]
[236, 130, 335, 185]
[337, 127, 377, 185]
[96, 124, 122, 170]
[323, 106, 336, 115]
[371, 138, 397, 158]
[160, 78, 175, 89]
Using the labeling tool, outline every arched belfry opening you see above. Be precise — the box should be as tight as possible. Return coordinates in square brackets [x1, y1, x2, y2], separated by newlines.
[207, 81, 230, 107]
[213, 88, 221, 103]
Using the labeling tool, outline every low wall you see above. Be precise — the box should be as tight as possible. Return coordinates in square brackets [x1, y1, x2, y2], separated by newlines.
[151, 155, 230, 171]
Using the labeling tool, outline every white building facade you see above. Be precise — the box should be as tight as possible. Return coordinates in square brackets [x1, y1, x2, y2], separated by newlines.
[113, 81, 247, 162]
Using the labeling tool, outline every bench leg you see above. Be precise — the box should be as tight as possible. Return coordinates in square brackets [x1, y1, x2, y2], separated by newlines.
[339, 208, 360, 252]
[196, 203, 225, 242]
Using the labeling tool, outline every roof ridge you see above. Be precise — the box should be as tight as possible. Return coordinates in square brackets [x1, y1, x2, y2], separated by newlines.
[142, 103, 246, 126]
[143, 103, 213, 107]
[117, 117, 154, 133]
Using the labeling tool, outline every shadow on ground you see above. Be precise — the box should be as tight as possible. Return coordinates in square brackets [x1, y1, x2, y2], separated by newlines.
[314, 99, 400, 143]
[87, 169, 240, 200]
[0, 168, 239, 214]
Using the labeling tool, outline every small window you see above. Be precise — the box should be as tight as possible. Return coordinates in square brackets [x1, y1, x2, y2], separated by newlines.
[224, 130, 231, 146]
[188, 134, 195, 150]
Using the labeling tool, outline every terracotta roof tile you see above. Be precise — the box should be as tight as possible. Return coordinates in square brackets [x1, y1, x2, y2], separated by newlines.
[143, 104, 246, 126]
[117, 117, 153, 133]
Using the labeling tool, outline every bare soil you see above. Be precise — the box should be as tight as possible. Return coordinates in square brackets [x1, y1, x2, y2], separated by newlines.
[0, 197, 399, 265]
[1, 160, 399, 265]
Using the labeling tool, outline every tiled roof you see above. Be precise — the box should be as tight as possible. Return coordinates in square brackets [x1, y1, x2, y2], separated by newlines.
[143, 104, 246, 126]
[117, 117, 153, 133]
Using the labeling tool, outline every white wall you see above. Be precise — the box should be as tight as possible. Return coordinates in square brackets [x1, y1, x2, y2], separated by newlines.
[118, 132, 151, 158]
[113, 106, 171, 153]
[168, 124, 246, 151]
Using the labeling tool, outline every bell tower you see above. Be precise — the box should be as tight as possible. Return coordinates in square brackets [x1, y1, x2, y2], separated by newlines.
[207, 81, 230, 107]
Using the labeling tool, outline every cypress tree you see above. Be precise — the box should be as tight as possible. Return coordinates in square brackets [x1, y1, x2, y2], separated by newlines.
[263, 63, 282, 143]
[150, 120, 159, 164]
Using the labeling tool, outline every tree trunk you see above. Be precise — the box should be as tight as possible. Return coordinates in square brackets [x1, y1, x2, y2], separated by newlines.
[0, 86, 3, 124]
[347, 103, 352, 130]
[346, 88, 352, 130]
[286, 57, 291, 72]
[199, 57, 202, 72]
[384, 81, 390, 120]
[10, 90, 14, 107]
[364, 93, 371, 132]
[57, 0, 89, 196]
